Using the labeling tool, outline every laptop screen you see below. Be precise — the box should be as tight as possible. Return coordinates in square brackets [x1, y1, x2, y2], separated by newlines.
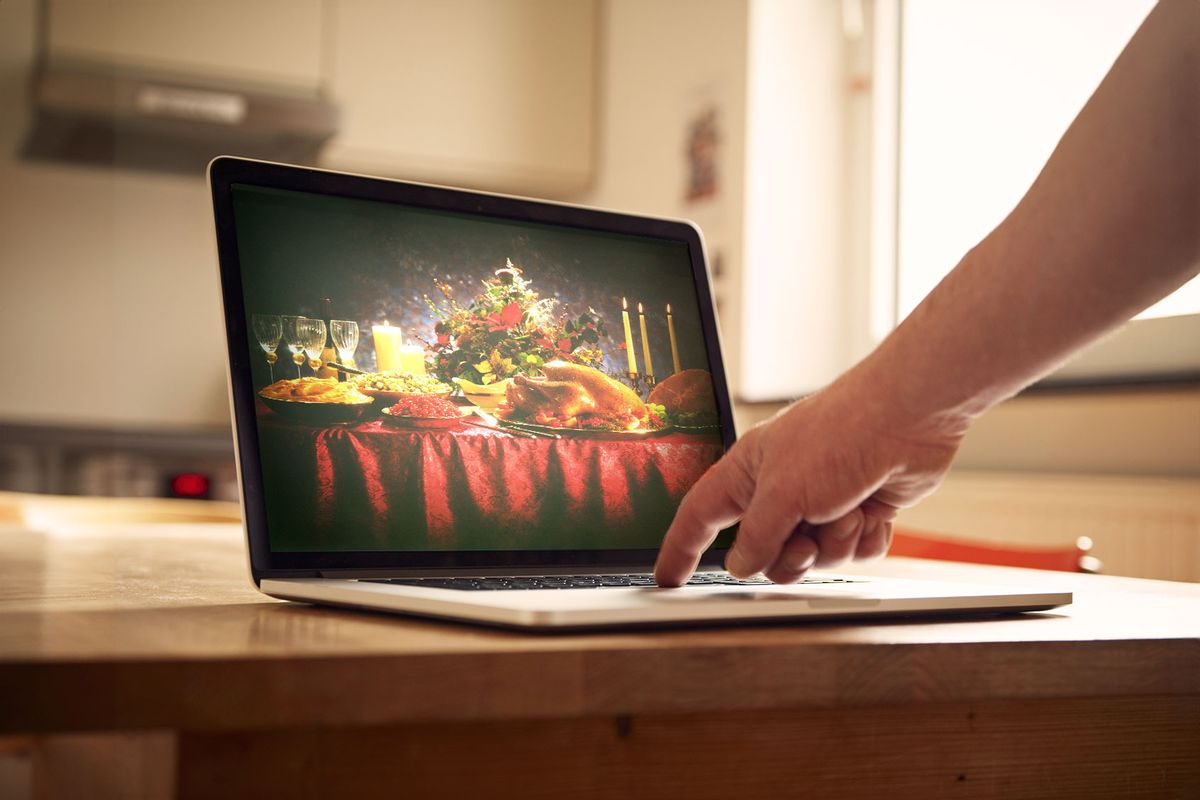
[219, 165, 734, 570]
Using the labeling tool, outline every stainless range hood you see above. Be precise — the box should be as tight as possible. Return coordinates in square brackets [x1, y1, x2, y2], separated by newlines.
[23, 59, 339, 173]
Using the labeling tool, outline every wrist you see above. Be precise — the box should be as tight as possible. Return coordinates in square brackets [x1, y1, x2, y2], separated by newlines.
[836, 344, 976, 450]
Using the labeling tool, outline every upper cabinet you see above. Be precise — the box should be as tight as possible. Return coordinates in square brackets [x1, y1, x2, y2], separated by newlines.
[321, 0, 597, 197]
[34, 0, 597, 195]
[46, 0, 325, 91]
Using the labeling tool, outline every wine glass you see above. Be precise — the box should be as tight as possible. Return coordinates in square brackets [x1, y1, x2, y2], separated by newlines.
[330, 320, 360, 367]
[281, 315, 307, 378]
[251, 314, 283, 382]
[298, 317, 327, 375]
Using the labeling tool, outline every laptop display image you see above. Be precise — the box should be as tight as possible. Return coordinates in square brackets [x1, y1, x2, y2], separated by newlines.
[210, 157, 1070, 630]
[231, 181, 727, 556]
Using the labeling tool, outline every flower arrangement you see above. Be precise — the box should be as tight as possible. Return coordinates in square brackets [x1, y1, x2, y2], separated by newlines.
[422, 260, 609, 386]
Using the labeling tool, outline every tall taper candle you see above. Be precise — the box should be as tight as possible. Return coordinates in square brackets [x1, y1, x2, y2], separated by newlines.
[621, 297, 638, 375]
[667, 304, 681, 374]
[637, 302, 654, 378]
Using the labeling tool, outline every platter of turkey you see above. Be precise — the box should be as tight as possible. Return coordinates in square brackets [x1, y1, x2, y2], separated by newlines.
[494, 361, 671, 438]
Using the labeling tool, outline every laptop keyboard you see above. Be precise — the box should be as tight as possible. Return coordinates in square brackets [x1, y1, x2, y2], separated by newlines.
[363, 573, 865, 591]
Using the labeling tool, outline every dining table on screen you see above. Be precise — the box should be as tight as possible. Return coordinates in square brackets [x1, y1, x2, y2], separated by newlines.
[254, 409, 725, 551]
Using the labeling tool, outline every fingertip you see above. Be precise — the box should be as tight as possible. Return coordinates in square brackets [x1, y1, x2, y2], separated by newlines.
[652, 557, 688, 588]
[724, 548, 746, 578]
[763, 538, 817, 584]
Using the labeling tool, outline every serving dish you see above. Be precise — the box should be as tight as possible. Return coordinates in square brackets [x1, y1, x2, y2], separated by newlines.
[380, 406, 466, 429]
[261, 396, 374, 424]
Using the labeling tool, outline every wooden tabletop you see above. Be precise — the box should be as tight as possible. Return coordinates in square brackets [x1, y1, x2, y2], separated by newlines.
[2, 515, 1198, 735]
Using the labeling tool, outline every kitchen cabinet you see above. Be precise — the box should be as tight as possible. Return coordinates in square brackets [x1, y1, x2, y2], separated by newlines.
[322, 0, 597, 197]
[46, 0, 324, 91]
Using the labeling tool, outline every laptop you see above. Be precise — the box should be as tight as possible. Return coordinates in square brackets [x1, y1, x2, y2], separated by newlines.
[208, 156, 1070, 630]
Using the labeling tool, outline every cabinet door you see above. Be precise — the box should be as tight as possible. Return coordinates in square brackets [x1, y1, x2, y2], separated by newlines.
[323, 0, 596, 197]
[48, 0, 324, 90]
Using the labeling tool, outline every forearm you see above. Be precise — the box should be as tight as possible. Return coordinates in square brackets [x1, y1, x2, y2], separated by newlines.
[855, 0, 1199, 434]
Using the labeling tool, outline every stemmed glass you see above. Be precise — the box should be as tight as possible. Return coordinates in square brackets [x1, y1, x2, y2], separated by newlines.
[298, 317, 327, 375]
[251, 314, 282, 382]
[281, 315, 307, 378]
[330, 320, 360, 367]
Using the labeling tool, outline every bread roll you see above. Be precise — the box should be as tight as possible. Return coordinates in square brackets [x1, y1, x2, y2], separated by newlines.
[648, 369, 717, 416]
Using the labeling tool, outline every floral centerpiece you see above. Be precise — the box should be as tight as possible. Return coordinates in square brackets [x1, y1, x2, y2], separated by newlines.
[422, 260, 608, 387]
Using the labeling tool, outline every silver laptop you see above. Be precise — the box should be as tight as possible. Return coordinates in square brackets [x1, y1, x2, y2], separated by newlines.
[209, 156, 1070, 630]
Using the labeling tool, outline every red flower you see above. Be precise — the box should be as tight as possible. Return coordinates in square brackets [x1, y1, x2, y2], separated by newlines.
[436, 333, 450, 345]
[617, 342, 627, 351]
[485, 302, 523, 332]
[556, 338, 572, 353]
[536, 338, 553, 349]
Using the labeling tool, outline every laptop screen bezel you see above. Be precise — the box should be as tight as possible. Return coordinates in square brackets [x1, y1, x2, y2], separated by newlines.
[208, 156, 737, 581]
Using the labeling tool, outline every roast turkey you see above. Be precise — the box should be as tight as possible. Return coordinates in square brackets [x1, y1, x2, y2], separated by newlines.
[540, 361, 645, 417]
[505, 374, 596, 419]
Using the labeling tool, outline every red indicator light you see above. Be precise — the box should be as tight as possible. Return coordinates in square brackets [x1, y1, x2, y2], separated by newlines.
[170, 473, 211, 498]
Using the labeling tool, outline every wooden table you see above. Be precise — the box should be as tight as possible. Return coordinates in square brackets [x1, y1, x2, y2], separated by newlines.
[1, 518, 1198, 799]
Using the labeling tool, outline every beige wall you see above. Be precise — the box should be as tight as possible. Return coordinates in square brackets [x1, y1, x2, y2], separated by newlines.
[569, 0, 749, 393]
[739, 385, 1200, 477]
[954, 387, 1200, 476]
[0, 0, 231, 430]
[4, 0, 1195, 484]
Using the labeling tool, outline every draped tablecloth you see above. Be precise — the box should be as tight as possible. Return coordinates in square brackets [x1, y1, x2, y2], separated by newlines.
[256, 412, 725, 551]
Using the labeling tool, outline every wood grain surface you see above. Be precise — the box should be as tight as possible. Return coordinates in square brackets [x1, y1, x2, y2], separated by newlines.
[2, 513, 1198, 735]
[175, 696, 1200, 800]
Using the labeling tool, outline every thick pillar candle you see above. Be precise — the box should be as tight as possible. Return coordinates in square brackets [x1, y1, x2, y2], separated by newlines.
[397, 343, 426, 375]
[372, 322, 404, 372]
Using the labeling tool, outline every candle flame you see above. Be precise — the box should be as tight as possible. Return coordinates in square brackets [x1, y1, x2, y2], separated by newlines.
[622, 297, 628, 310]
[667, 304, 672, 314]
[638, 302, 644, 313]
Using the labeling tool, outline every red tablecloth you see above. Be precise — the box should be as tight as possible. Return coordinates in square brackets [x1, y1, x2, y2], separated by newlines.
[256, 413, 725, 551]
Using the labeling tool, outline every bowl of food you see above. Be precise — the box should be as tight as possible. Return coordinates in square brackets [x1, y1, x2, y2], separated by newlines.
[380, 394, 466, 429]
[352, 371, 454, 408]
[259, 377, 374, 424]
[452, 376, 512, 412]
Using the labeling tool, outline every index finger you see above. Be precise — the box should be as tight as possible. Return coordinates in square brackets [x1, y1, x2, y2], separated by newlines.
[654, 457, 750, 587]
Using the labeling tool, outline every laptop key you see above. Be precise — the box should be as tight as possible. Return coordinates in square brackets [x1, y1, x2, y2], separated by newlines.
[362, 573, 862, 591]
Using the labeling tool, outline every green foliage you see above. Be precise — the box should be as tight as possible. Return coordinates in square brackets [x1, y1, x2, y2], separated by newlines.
[422, 260, 609, 385]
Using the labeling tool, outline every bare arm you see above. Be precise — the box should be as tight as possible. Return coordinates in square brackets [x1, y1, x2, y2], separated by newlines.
[655, 0, 1200, 586]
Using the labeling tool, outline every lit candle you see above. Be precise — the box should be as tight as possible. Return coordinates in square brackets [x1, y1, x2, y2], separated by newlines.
[638, 302, 654, 379]
[621, 297, 639, 375]
[397, 341, 426, 375]
[667, 304, 681, 374]
[372, 321, 404, 372]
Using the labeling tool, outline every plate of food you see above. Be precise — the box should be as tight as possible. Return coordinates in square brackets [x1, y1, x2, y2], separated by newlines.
[380, 394, 467, 429]
[494, 361, 673, 438]
[352, 371, 454, 408]
[259, 377, 374, 424]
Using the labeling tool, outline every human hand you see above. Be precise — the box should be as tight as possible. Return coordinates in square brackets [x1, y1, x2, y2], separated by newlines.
[653, 369, 966, 586]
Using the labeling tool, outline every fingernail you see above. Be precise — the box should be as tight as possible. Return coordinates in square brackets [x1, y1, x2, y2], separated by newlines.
[726, 549, 750, 577]
[836, 515, 863, 540]
[786, 551, 817, 573]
